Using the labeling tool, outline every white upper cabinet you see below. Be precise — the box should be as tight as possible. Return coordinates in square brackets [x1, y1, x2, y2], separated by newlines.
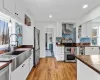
[81, 23, 87, 37]
[56, 22, 62, 37]
[86, 21, 92, 37]
[3, 0, 25, 22]
[0, 0, 3, 10]
[15, 0, 24, 21]
[81, 21, 92, 38]
[3, 0, 15, 14]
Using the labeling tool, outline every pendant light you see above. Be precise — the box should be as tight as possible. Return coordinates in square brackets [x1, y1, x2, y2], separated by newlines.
[8, 19, 12, 28]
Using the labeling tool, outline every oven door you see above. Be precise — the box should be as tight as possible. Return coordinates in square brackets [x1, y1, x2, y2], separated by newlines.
[65, 54, 76, 62]
[67, 54, 75, 60]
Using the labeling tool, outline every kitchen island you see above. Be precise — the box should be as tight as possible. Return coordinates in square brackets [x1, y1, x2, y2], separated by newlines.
[75, 55, 100, 80]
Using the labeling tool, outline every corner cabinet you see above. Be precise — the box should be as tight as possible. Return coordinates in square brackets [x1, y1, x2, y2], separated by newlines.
[3, 0, 15, 14]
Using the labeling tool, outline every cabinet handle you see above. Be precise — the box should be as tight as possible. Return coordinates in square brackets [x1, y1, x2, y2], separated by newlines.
[22, 64, 25, 67]
[15, 13, 17, 14]
[17, 14, 18, 15]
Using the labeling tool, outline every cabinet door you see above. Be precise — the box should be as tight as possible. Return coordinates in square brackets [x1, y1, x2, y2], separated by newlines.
[0, 0, 3, 10]
[85, 47, 99, 55]
[11, 63, 24, 80]
[11, 59, 30, 80]
[3, 0, 15, 14]
[81, 23, 87, 37]
[86, 21, 92, 37]
[56, 22, 62, 37]
[57, 46, 62, 54]
[0, 66, 9, 80]
[15, 0, 24, 21]
[57, 55, 64, 61]
[23, 59, 30, 79]
[29, 50, 33, 71]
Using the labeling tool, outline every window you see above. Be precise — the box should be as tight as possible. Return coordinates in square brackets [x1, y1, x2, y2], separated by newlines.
[92, 26, 100, 46]
[0, 20, 9, 45]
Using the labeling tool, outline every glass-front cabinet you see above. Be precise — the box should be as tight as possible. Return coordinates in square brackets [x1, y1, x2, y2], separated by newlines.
[92, 18, 100, 46]
[79, 16, 100, 46]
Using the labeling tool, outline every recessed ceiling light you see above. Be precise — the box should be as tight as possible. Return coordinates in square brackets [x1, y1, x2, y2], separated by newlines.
[83, 4, 88, 9]
[49, 15, 52, 18]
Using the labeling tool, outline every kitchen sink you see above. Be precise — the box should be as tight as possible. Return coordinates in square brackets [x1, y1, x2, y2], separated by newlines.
[5, 51, 25, 55]
[11, 51, 25, 55]
[1, 49, 31, 72]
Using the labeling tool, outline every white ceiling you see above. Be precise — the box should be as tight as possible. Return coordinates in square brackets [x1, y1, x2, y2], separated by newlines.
[24, 0, 100, 22]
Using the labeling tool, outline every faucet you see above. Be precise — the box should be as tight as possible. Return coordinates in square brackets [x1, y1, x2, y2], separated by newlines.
[8, 34, 19, 51]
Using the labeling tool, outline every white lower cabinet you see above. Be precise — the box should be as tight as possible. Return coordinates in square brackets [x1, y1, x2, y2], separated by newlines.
[57, 55, 64, 61]
[0, 66, 9, 80]
[85, 47, 100, 55]
[11, 58, 30, 80]
[29, 50, 33, 71]
[56, 46, 64, 61]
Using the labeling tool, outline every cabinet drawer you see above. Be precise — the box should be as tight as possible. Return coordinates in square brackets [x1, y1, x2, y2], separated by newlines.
[58, 52, 64, 55]
[57, 55, 64, 61]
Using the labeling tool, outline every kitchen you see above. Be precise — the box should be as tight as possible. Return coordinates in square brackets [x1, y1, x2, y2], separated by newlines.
[0, 0, 100, 80]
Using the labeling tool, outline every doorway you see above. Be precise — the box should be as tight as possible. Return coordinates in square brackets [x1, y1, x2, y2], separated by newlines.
[45, 28, 54, 57]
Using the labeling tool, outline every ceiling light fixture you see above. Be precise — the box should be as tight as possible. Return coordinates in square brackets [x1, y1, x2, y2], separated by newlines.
[49, 15, 52, 18]
[83, 4, 88, 9]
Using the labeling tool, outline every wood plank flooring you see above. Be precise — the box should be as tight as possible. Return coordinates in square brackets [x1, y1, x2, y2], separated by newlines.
[26, 58, 77, 80]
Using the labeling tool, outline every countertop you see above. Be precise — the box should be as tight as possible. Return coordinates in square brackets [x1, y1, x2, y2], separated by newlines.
[75, 55, 100, 74]
[0, 61, 11, 70]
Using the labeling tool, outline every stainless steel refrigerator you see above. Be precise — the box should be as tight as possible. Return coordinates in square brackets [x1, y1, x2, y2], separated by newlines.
[34, 27, 40, 66]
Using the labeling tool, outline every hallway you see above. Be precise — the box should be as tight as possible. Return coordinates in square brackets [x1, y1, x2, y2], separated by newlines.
[46, 50, 54, 57]
[27, 58, 76, 80]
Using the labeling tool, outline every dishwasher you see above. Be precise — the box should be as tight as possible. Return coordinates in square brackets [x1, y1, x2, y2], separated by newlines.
[0, 66, 9, 80]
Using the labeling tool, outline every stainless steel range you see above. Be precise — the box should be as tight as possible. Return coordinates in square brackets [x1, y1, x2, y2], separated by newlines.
[64, 47, 76, 62]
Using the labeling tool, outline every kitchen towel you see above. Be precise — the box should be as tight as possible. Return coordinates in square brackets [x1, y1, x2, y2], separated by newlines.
[71, 47, 75, 54]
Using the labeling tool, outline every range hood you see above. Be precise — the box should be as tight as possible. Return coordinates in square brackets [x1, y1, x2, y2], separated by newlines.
[62, 23, 73, 34]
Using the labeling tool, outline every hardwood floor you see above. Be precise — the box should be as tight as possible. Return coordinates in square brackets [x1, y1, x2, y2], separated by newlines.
[27, 58, 77, 80]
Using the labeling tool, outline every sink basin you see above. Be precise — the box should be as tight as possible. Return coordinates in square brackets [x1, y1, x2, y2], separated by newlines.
[12, 51, 24, 55]
[5, 51, 25, 55]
